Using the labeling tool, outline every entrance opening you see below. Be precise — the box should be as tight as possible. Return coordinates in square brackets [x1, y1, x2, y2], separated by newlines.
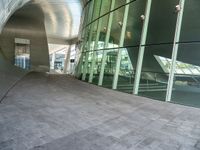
[14, 38, 31, 70]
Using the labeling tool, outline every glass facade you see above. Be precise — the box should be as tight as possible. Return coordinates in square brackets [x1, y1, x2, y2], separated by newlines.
[75, 0, 200, 108]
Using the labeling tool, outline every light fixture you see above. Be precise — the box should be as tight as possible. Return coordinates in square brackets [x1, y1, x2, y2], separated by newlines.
[175, 5, 181, 12]
[126, 31, 132, 39]
[140, 15, 145, 21]
[118, 21, 123, 27]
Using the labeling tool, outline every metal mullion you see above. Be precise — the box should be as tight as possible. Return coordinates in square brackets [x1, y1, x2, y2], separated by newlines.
[133, 0, 152, 94]
[112, 0, 130, 90]
[89, 0, 104, 83]
[98, 0, 116, 86]
[82, 0, 96, 80]
[166, 0, 185, 102]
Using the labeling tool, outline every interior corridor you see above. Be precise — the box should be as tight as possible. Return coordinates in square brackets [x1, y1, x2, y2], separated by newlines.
[0, 72, 200, 150]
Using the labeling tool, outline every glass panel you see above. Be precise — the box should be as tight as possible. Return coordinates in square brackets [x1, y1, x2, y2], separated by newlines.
[124, 0, 146, 47]
[84, 21, 96, 81]
[171, 43, 200, 108]
[114, 0, 127, 9]
[92, 21, 99, 45]
[79, 52, 86, 78]
[74, 43, 83, 78]
[100, 0, 112, 16]
[82, 51, 92, 81]
[180, 0, 200, 42]
[83, 4, 90, 27]
[146, 0, 179, 44]
[98, 14, 109, 49]
[87, 0, 95, 24]
[102, 48, 118, 88]
[92, 0, 102, 21]
[108, 6, 125, 48]
[138, 44, 173, 101]
[116, 0, 146, 93]
[92, 50, 103, 85]
[117, 47, 136, 93]
[83, 26, 90, 52]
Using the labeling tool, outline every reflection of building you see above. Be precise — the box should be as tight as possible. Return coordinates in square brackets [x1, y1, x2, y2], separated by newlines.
[49, 44, 77, 74]
[75, 0, 200, 107]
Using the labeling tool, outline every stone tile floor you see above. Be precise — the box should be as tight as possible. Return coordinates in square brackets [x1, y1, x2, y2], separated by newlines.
[0, 72, 200, 150]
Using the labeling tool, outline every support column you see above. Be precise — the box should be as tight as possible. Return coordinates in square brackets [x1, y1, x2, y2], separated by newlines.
[76, 44, 84, 77]
[82, 0, 95, 81]
[133, 0, 152, 94]
[77, 28, 87, 77]
[51, 52, 56, 69]
[166, 0, 185, 102]
[89, 18, 102, 83]
[82, 51, 89, 80]
[112, 0, 130, 90]
[89, 0, 103, 83]
[23, 56, 26, 69]
[98, 0, 116, 86]
[63, 45, 71, 74]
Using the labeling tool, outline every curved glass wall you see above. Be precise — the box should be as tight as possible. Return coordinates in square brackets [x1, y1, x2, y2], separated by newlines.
[76, 0, 200, 108]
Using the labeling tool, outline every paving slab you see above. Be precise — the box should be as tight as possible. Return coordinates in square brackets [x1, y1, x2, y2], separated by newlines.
[0, 72, 200, 150]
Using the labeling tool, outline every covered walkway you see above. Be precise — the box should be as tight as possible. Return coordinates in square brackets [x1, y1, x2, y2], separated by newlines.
[0, 73, 200, 150]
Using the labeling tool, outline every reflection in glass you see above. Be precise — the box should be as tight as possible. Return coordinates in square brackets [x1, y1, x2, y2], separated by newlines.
[117, 48, 134, 93]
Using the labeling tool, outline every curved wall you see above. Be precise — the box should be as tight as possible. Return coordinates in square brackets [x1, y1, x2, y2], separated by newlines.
[0, 2, 49, 101]
[0, 0, 30, 33]
[0, 48, 27, 102]
[0, 4, 50, 71]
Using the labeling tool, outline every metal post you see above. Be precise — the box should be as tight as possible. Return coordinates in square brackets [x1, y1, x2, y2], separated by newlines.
[51, 52, 56, 69]
[112, 0, 130, 89]
[82, 0, 95, 81]
[23, 56, 26, 69]
[133, 0, 152, 94]
[166, 0, 185, 102]
[89, 18, 102, 82]
[89, 0, 103, 83]
[76, 51, 83, 76]
[63, 45, 71, 74]
[77, 29, 87, 77]
[82, 50, 89, 80]
[98, 0, 116, 86]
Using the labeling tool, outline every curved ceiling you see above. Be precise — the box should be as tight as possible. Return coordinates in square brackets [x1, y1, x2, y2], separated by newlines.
[30, 0, 82, 39]
[1, 0, 83, 42]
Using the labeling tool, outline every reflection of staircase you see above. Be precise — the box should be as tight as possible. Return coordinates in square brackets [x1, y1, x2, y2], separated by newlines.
[139, 83, 168, 92]
[117, 82, 168, 93]
[176, 75, 200, 88]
